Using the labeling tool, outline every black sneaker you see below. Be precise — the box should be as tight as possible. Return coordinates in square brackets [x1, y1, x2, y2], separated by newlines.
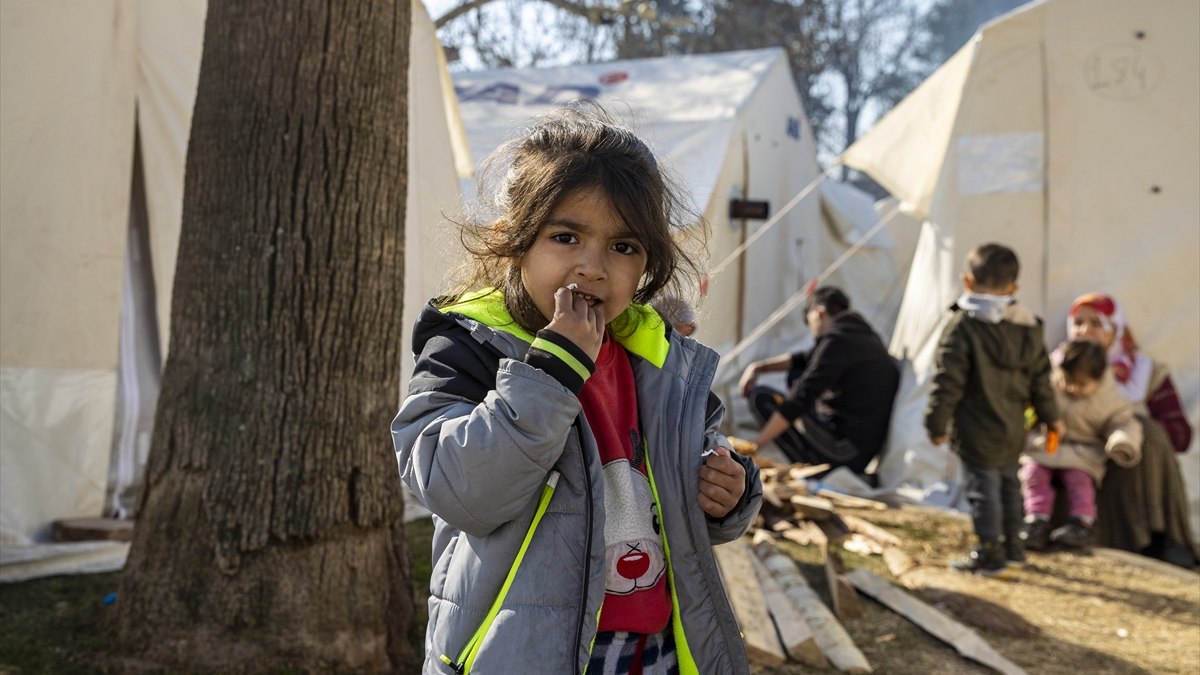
[1050, 518, 1093, 548]
[949, 541, 1013, 579]
[1004, 537, 1027, 569]
[1021, 518, 1052, 552]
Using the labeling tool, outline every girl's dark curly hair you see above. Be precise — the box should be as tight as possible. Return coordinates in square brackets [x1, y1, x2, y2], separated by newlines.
[442, 102, 707, 334]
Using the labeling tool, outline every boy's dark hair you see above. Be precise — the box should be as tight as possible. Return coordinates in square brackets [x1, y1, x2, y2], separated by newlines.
[446, 102, 705, 333]
[965, 243, 1020, 290]
[804, 285, 850, 316]
[1059, 338, 1107, 381]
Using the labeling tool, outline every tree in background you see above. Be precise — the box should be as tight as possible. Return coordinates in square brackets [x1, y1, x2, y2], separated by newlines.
[914, 0, 1028, 69]
[821, 0, 924, 165]
[703, 0, 836, 160]
[115, 2, 416, 671]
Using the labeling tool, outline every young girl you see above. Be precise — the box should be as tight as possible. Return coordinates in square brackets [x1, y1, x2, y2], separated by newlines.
[1020, 339, 1141, 550]
[391, 105, 762, 675]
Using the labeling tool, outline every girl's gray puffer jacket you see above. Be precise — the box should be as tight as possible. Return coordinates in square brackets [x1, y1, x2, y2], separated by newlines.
[391, 293, 763, 675]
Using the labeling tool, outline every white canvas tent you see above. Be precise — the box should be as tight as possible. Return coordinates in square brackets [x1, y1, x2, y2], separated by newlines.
[838, 0, 1200, 524]
[449, 48, 916, 419]
[0, 0, 467, 576]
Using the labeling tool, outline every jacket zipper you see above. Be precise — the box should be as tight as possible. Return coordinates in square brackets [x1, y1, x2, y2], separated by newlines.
[573, 422, 593, 675]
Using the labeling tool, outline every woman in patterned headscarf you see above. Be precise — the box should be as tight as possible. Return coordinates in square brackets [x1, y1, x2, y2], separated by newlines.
[1061, 292, 1197, 567]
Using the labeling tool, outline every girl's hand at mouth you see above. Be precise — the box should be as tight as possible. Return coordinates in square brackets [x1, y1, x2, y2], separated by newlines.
[545, 285, 605, 362]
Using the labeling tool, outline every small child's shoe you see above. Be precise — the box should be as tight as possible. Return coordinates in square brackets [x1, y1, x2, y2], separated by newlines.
[1021, 517, 1052, 552]
[1050, 517, 1093, 549]
[1004, 537, 1027, 569]
[949, 541, 1013, 578]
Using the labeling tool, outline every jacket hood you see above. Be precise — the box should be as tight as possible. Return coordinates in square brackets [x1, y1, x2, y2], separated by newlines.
[413, 288, 672, 368]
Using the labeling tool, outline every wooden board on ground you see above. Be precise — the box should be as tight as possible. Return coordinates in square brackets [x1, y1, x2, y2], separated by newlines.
[52, 517, 134, 542]
[817, 489, 890, 511]
[791, 494, 836, 520]
[846, 568, 1026, 675]
[788, 463, 832, 481]
[823, 543, 863, 620]
[814, 513, 852, 543]
[842, 533, 883, 557]
[843, 514, 903, 548]
[781, 520, 828, 547]
[753, 537, 872, 673]
[749, 549, 829, 667]
[713, 537, 787, 666]
[883, 547, 918, 579]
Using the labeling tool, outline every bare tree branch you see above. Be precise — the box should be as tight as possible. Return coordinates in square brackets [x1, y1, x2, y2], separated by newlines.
[435, 0, 619, 29]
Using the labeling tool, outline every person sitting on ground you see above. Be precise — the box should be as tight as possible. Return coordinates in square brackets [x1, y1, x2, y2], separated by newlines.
[924, 243, 1062, 577]
[1063, 292, 1198, 568]
[650, 293, 698, 337]
[738, 285, 900, 473]
[1020, 339, 1142, 551]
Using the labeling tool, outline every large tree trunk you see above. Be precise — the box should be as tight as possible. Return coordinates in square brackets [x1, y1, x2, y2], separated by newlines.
[116, 2, 415, 671]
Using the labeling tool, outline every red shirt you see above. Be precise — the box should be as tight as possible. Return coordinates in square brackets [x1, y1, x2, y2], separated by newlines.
[579, 336, 671, 634]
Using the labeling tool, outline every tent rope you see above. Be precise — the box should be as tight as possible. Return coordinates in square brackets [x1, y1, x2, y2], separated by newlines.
[717, 201, 903, 368]
[708, 163, 841, 278]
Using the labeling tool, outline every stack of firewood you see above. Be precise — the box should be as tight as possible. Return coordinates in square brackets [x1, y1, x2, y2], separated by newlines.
[713, 446, 1027, 674]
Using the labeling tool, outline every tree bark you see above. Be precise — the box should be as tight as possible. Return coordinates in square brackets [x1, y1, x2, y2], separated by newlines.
[116, 2, 415, 671]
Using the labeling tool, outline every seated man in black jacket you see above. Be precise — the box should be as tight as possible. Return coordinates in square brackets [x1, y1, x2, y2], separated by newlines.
[739, 285, 900, 473]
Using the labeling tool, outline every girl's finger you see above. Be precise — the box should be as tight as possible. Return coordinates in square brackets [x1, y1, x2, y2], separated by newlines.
[554, 286, 573, 314]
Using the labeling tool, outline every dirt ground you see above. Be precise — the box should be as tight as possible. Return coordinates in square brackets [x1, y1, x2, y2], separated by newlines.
[752, 504, 1200, 675]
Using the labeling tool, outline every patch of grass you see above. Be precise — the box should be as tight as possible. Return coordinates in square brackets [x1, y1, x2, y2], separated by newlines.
[404, 517, 434, 651]
[0, 571, 122, 674]
[0, 522, 437, 674]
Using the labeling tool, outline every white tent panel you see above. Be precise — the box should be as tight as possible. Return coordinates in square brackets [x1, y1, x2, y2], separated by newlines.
[840, 43, 972, 218]
[401, 0, 473, 396]
[0, 370, 116, 544]
[0, 0, 139, 545]
[136, 0, 207, 351]
[0, 0, 137, 371]
[816, 182, 919, 343]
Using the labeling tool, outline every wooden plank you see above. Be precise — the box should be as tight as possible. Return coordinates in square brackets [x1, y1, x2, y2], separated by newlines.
[749, 550, 829, 667]
[882, 547, 918, 579]
[817, 489, 889, 511]
[814, 513, 852, 543]
[788, 463, 832, 481]
[753, 538, 872, 673]
[52, 517, 134, 542]
[847, 569, 1026, 675]
[771, 518, 796, 533]
[842, 533, 884, 557]
[1092, 547, 1200, 582]
[823, 543, 863, 620]
[843, 515, 903, 548]
[713, 538, 787, 666]
[760, 466, 784, 482]
[790, 494, 836, 521]
[781, 521, 828, 548]
[762, 481, 786, 509]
